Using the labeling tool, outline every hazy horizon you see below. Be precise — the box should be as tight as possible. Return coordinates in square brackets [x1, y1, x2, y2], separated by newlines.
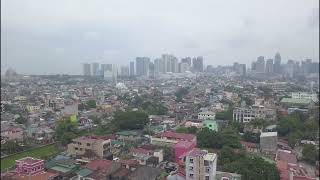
[1, 0, 319, 75]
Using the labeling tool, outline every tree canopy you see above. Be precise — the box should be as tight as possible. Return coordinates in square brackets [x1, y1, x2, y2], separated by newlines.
[55, 119, 79, 145]
[112, 111, 148, 130]
[302, 144, 319, 164]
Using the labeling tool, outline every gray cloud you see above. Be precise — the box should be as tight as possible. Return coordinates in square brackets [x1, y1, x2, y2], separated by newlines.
[1, 0, 319, 74]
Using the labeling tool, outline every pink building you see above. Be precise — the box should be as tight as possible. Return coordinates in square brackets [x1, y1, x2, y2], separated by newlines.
[173, 141, 196, 163]
[15, 157, 45, 176]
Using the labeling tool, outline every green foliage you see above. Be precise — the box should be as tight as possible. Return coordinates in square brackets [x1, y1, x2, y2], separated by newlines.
[215, 108, 233, 121]
[15, 115, 27, 124]
[175, 87, 189, 102]
[222, 155, 280, 180]
[163, 146, 174, 161]
[112, 111, 148, 130]
[277, 116, 302, 136]
[302, 144, 319, 163]
[86, 100, 97, 109]
[55, 119, 79, 145]
[197, 127, 241, 149]
[141, 101, 168, 115]
[242, 132, 260, 143]
[176, 126, 198, 134]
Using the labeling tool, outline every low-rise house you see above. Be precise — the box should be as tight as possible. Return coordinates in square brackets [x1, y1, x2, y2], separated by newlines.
[128, 166, 163, 180]
[198, 111, 216, 120]
[130, 147, 163, 166]
[84, 159, 121, 180]
[151, 131, 197, 146]
[1, 127, 25, 142]
[116, 130, 143, 143]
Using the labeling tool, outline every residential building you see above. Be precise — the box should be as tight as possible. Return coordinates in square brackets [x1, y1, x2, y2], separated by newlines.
[173, 140, 196, 163]
[181, 57, 192, 67]
[136, 57, 150, 77]
[256, 56, 265, 73]
[150, 131, 197, 146]
[192, 56, 204, 72]
[291, 92, 318, 102]
[185, 149, 217, 180]
[120, 66, 129, 77]
[83, 63, 91, 76]
[203, 120, 218, 131]
[266, 59, 274, 73]
[274, 52, 281, 73]
[198, 111, 216, 120]
[15, 157, 45, 176]
[91, 63, 99, 76]
[180, 63, 190, 73]
[260, 132, 277, 153]
[67, 135, 112, 159]
[130, 61, 135, 76]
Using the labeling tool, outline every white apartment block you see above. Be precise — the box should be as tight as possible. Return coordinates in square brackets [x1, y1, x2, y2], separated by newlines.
[185, 149, 217, 180]
[233, 105, 276, 123]
[198, 111, 216, 120]
[291, 92, 318, 102]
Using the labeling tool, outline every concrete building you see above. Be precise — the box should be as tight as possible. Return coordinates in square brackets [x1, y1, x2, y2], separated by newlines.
[185, 149, 217, 180]
[181, 57, 192, 67]
[67, 136, 112, 159]
[256, 56, 265, 73]
[192, 56, 204, 72]
[130, 61, 135, 76]
[83, 63, 91, 76]
[198, 111, 216, 120]
[120, 66, 129, 77]
[266, 59, 274, 73]
[91, 63, 100, 76]
[260, 132, 278, 153]
[150, 131, 197, 146]
[104, 64, 117, 83]
[274, 52, 281, 73]
[15, 157, 45, 176]
[291, 92, 318, 102]
[179, 63, 190, 73]
[233, 105, 276, 123]
[136, 57, 150, 77]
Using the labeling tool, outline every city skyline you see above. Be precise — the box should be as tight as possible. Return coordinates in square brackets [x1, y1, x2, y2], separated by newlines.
[1, 0, 319, 75]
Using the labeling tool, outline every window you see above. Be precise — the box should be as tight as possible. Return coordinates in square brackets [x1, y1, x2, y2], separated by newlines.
[189, 173, 194, 178]
[189, 158, 193, 163]
[189, 166, 193, 171]
[204, 160, 209, 166]
[75, 147, 78, 150]
[205, 176, 210, 180]
[206, 167, 210, 172]
[87, 143, 90, 146]
[80, 148, 83, 151]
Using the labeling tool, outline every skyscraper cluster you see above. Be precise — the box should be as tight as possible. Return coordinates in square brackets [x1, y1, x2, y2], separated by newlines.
[250, 52, 319, 77]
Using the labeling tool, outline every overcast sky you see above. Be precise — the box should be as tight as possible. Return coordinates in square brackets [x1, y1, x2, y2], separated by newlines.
[1, 0, 319, 75]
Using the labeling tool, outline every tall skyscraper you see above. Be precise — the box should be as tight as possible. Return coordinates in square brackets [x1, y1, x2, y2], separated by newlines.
[185, 149, 217, 180]
[256, 56, 265, 73]
[130, 61, 135, 77]
[154, 58, 161, 75]
[104, 64, 117, 83]
[120, 66, 129, 77]
[274, 52, 281, 73]
[136, 57, 150, 76]
[239, 64, 246, 76]
[179, 62, 190, 73]
[181, 57, 192, 67]
[162, 54, 178, 73]
[266, 59, 274, 73]
[91, 63, 100, 76]
[148, 62, 155, 79]
[251, 62, 256, 71]
[83, 63, 91, 76]
[192, 56, 204, 72]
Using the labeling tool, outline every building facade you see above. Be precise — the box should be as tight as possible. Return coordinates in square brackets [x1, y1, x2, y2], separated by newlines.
[185, 149, 217, 180]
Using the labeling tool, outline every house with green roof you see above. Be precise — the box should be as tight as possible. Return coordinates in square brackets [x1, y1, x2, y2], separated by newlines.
[203, 120, 218, 131]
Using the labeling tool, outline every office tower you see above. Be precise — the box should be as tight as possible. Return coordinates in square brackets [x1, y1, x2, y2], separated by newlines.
[256, 56, 265, 73]
[284, 60, 294, 78]
[266, 59, 274, 73]
[91, 63, 100, 76]
[274, 52, 281, 73]
[130, 61, 135, 77]
[185, 149, 217, 180]
[154, 58, 161, 74]
[83, 63, 91, 76]
[206, 65, 214, 73]
[149, 62, 155, 79]
[239, 64, 246, 76]
[162, 54, 178, 73]
[192, 56, 204, 72]
[179, 62, 190, 73]
[120, 66, 129, 77]
[251, 62, 256, 71]
[181, 57, 192, 67]
[233, 62, 239, 71]
[104, 64, 117, 83]
[135, 57, 150, 76]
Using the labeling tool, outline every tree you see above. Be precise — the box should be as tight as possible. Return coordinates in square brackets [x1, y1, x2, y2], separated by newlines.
[86, 100, 96, 109]
[302, 144, 319, 163]
[176, 127, 189, 133]
[15, 114, 27, 124]
[163, 146, 174, 161]
[197, 128, 241, 149]
[112, 111, 148, 130]
[242, 132, 260, 143]
[55, 119, 79, 145]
